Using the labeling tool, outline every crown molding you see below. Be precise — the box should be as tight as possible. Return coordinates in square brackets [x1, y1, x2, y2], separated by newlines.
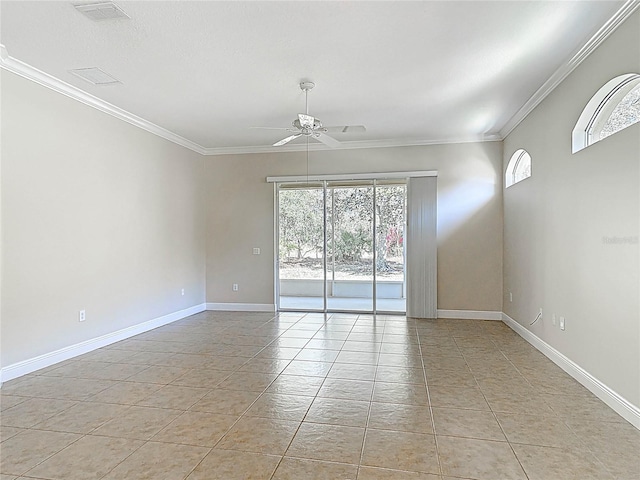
[4, 0, 635, 157]
[500, 0, 640, 139]
[0, 45, 208, 155]
[200, 134, 503, 156]
[0, 44, 500, 156]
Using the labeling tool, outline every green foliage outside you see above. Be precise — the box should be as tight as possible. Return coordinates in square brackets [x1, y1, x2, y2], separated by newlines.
[279, 185, 405, 271]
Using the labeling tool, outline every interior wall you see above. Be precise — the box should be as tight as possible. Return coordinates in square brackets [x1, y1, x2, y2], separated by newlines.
[205, 141, 504, 313]
[503, 11, 640, 407]
[1, 70, 207, 368]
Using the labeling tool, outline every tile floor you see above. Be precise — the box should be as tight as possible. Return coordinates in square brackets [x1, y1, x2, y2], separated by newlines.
[1, 311, 638, 480]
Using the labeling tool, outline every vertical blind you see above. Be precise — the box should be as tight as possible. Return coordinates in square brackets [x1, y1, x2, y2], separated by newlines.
[406, 176, 437, 318]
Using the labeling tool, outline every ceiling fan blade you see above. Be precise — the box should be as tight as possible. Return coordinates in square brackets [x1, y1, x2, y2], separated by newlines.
[298, 113, 315, 129]
[315, 132, 341, 148]
[250, 126, 296, 131]
[273, 133, 302, 147]
[323, 125, 367, 133]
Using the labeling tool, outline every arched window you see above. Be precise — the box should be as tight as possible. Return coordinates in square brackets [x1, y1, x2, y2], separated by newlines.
[505, 149, 531, 188]
[572, 73, 640, 153]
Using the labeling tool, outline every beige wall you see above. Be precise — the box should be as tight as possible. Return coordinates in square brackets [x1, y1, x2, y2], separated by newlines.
[503, 12, 640, 406]
[1, 70, 206, 368]
[205, 142, 504, 312]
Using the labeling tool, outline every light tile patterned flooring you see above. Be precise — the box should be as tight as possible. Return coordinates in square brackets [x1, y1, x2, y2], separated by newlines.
[1, 311, 638, 480]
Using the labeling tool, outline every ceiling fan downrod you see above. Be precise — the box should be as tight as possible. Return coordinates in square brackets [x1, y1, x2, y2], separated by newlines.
[300, 81, 315, 132]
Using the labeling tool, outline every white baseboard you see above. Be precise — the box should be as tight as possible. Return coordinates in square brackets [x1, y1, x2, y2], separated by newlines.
[437, 309, 502, 321]
[206, 303, 276, 312]
[0, 303, 206, 385]
[502, 313, 640, 430]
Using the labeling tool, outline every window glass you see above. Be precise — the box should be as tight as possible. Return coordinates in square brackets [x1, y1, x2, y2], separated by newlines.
[573, 74, 640, 153]
[506, 149, 531, 188]
[598, 83, 640, 140]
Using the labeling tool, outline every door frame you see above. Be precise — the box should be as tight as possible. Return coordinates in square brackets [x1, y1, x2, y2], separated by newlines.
[270, 171, 437, 314]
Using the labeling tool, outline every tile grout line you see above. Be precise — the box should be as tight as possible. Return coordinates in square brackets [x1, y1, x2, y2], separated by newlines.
[355, 314, 386, 479]
[257, 312, 325, 477]
[265, 311, 331, 480]
[456, 324, 531, 480]
[490, 335, 618, 480]
[171, 310, 289, 480]
[71, 342, 276, 479]
[420, 318, 448, 479]
[179, 310, 303, 480]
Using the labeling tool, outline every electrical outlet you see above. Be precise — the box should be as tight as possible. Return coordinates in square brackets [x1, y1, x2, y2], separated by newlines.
[181, 288, 185, 296]
[552, 314, 556, 326]
[79, 310, 86, 322]
[232, 283, 239, 291]
[509, 292, 513, 302]
[560, 316, 565, 330]
[253, 248, 260, 255]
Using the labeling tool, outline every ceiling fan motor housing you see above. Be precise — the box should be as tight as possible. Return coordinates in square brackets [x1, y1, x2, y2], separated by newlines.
[293, 116, 325, 135]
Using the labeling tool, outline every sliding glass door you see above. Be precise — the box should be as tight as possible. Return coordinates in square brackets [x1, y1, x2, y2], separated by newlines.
[327, 183, 374, 312]
[277, 180, 406, 313]
[278, 183, 325, 311]
[375, 183, 406, 312]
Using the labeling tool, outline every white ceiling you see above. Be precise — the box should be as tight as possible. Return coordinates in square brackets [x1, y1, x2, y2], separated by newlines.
[0, 1, 627, 154]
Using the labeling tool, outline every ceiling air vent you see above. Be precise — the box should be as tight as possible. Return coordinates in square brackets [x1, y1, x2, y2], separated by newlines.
[69, 67, 121, 85]
[74, 2, 129, 21]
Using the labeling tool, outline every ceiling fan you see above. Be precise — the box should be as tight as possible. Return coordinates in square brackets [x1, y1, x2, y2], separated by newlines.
[256, 81, 366, 148]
